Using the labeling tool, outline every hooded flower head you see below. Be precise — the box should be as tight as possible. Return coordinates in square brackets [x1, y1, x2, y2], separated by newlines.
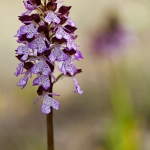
[14, 0, 83, 114]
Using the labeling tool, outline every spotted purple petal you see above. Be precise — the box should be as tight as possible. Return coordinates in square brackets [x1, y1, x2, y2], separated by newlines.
[17, 75, 28, 89]
[23, 1, 35, 10]
[67, 18, 76, 27]
[31, 59, 51, 75]
[58, 59, 77, 76]
[16, 45, 30, 61]
[14, 29, 21, 37]
[41, 94, 60, 114]
[49, 45, 68, 62]
[73, 78, 83, 94]
[33, 75, 50, 90]
[55, 26, 71, 40]
[74, 50, 83, 60]
[20, 22, 38, 38]
[28, 36, 47, 53]
[45, 11, 60, 24]
[14, 62, 24, 76]
[67, 38, 77, 50]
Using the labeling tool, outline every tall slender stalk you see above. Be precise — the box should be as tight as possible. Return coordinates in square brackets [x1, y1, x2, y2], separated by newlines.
[14, 1, 83, 150]
[47, 79, 54, 150]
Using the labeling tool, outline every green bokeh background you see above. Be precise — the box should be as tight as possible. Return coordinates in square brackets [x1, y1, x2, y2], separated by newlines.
[1, 0, 150, 150]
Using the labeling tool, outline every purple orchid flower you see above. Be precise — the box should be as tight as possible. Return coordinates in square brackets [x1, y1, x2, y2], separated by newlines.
[14, 0, 83, 114]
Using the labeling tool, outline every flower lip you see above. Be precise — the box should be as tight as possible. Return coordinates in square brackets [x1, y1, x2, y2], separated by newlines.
[17, 75, 28, 89]
[48, 45, 68, 62]
[33, 75, 50, 90]
[19, 22, 39, 39]
[41, 94, 60, 114]
[45, 11, 61, 24]
[28, 35, 48, 53]
[31, 58, 51, 75]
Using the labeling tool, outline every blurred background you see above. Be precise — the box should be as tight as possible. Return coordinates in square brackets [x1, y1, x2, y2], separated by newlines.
[1, 0, 150, 150]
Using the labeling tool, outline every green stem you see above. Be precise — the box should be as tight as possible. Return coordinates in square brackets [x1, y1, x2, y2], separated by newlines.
[36, 7, 45, 16]
[52, 73, 64, 84]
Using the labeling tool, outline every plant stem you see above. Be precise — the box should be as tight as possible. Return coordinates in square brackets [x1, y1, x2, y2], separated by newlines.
[47, 79, 54, 150]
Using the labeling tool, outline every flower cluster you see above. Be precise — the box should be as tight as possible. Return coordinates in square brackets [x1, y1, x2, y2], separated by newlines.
[14, 0, 83, 114]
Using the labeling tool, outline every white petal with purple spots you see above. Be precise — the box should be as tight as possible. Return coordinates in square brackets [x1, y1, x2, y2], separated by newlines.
[20, 23, 38, 39]
[49, 45, 68, 62]
[17, 75, 28, 89]
[45, 11, 60, 24]
[16, 45, 30, 61]
[14, 62, 24, 76]
[28, 36, 47, 53]
[31, 59, 51, 75]
[55, 26, 71, 40]
[58, 59, 77, 76]
[33, 75, 50, 90]
[41, 94, 60, 114]
[67, 38, 77, 50]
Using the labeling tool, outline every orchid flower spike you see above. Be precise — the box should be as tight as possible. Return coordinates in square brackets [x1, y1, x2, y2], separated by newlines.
[14, 0, 83, 114]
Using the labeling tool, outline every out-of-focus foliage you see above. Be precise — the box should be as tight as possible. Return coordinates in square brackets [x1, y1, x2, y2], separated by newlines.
[1, 0, 150, 150]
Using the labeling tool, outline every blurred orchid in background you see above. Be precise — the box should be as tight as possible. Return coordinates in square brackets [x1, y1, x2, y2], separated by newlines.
[91, 14, 136, 57]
